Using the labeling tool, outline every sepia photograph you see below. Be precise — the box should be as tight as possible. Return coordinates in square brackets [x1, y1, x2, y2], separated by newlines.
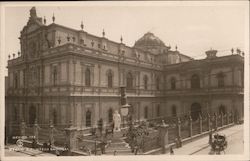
[0, 1, 249, 161]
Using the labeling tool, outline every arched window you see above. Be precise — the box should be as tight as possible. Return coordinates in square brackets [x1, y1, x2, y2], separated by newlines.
[219, 105, 226, 115]
[108, 108, 113, 123]
[156, 77, 160, 90]
[14, 74, 18, 89]
[52, 66, 57, 86]
[107, 70, 113, 88]
[191, 103, 202, 121]
[172, 105, 177, 117]
[53, 108, 57, 125]
[85, 68, 91, 87]
[217, 72, 225, 88]
[156, 105, 160, 117]
[191, 74, 200, 89]
[86, 110, 91, 127]
[170, 77, 176, 90]
[144, 106, 148, 119]
[143, 75, 148, 90]
[127, 72, 133, 89]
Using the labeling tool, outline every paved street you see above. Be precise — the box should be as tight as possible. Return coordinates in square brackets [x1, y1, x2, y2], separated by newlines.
[194, 124, 243, 155]
[166, 124, 243, 155]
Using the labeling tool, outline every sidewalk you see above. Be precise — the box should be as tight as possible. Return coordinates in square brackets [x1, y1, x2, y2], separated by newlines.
[165, 124, 243, 155]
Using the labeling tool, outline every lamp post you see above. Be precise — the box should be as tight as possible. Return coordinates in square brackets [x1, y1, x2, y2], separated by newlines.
[120, 86, 131, 127]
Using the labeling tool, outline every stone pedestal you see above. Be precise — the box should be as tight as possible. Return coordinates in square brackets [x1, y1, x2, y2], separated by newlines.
[65, 127, 78, 151]
[112, 131, 123, 143]
[158, 124, 169, 154]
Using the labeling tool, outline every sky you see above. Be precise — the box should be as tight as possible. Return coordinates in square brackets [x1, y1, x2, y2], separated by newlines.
[1, 2, 249, 76]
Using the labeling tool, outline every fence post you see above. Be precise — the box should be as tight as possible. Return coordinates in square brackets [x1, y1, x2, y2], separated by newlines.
[214, 113, 217, 130]
[158, 123, 169, 154]
[207, 113, 211, 131]
[33, 119, 39, 142]
[221, 113, 224, 127]
[226, 112, 229, 125]
[49, 120, 55, 146]
[65, 120, 78, 153]
[177, 117, 181, 139]
[189, 115, 192, 138]
[20, 119, 26, 137]
[199, 114, 202, 134]
[231, 110, 234, 123]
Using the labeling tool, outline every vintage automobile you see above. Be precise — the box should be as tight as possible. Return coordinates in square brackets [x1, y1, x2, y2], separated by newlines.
[210, 133, 228, 154]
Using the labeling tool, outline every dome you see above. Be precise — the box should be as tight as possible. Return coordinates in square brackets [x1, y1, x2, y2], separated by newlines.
[134, 32, 165, 48]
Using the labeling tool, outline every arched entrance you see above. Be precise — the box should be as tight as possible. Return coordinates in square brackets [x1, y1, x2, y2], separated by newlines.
[219, 105, 226, 115]
[191, 103, 202, 121]
[29, 105, 36, 125]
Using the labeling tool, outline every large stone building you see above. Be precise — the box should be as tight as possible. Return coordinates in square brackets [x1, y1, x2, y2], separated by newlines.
[5, 7, 244, 131]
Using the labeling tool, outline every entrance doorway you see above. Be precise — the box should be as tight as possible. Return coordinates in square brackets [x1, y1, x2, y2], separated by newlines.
[191, 103, 202, 121]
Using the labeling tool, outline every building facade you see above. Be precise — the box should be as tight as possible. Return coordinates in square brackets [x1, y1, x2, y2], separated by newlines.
[5, 7, 244, 131]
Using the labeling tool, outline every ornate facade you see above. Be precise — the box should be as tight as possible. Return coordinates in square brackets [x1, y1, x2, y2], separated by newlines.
[6, 7, 244, 131]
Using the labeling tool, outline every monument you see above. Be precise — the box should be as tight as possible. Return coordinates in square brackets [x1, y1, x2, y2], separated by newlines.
[113, 110, 121, 132]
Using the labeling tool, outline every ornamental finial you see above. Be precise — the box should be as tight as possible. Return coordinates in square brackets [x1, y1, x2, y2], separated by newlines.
[102, 29, 105, 37]
[52, 13, 55, 23]
[81, 21, 84, 30]
[44, 16, 46, 25]
[120, 35, 123, 43]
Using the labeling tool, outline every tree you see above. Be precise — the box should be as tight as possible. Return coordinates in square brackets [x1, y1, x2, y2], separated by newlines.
[125, 121, 149, 153]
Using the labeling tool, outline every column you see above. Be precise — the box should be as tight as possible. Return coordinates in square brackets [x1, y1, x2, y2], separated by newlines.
[73, 60, 76, 87]
[66, 60, 69, 84]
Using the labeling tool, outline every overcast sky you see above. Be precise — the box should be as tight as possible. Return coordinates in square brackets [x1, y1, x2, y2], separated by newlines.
[2, 2, 249, 75]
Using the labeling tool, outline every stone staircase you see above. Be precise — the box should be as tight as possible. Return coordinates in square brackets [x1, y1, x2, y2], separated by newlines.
[104, 132, 133, 155]
[105, 140, 133, 155]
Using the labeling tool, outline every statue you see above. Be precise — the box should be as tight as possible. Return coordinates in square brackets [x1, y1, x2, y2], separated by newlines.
[113, 110, 121, 132]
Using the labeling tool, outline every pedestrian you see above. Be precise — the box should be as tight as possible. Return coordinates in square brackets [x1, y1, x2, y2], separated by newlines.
[134, 145, 139, 155]
[111, 122, 114, 134]
[170, 146, 174, 155]
[114, 150, 117, 156]
[48, 141, 51, 152]
[100, 141, 106, 154]
[32, 138, 37, 149]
